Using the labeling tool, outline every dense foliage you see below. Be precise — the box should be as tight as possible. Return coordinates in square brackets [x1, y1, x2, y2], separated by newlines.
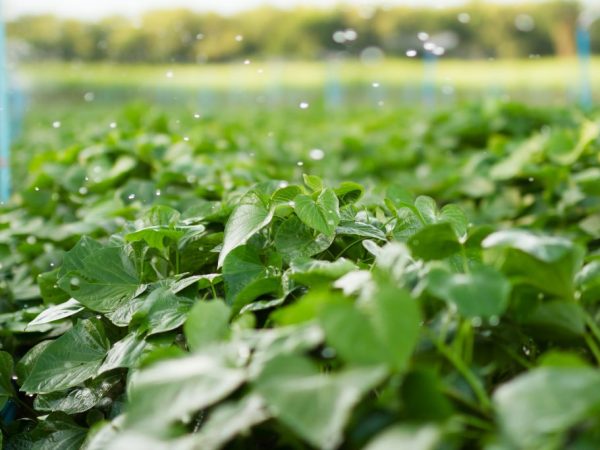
[7, 1, 587, 63]
[2, 101, 600, 449]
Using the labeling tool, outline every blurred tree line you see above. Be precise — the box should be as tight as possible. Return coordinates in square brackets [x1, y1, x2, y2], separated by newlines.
[6, 1, 597, 63]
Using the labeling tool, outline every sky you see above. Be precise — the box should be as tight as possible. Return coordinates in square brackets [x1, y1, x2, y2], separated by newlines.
[5, 0, 593, 21]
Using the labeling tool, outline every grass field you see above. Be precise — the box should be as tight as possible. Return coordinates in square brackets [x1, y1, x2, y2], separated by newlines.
[16, 57, 600, 107]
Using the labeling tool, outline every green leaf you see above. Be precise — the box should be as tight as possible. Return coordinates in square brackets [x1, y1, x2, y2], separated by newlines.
[98, 333, 148, 373]
[320, 285, 420, 370]
[294, 188, 340, 236]
[336, 221, 387, 241]
[274, 216, 334, 261]
[28, 299, 85, 327]
[0, 351, 15, 406]
[548, 120, 599, 165]
[218, 194, 273, 267]
[303, 173, 323, 192]
[483, 230, 584, 299]
[184, 300, 230, 352]
[408, 222, 462, 261]
[34, 372, 120, 414]
[494, 367, 600, 448]
[223, 245, 281, 315]
[255, 354, 387, 450]
[58, 246, 144, 313]
[189, 395, 269, 450]
[426, 266, 510, 318]
[335, 181, 365, 205]
[125, 344, 247, 434]
[21, 319, 110, 394]
[521, 301, 586, 340]
[131, 287, 194, 335]
[365, 425, 441, 450]
[290, 258, 357, 285]
[125, 227, 186, 252]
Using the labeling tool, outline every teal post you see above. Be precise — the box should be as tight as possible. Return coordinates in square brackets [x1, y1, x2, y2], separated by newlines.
[576, 25, 592, 110]
[0, 0, 10, 202]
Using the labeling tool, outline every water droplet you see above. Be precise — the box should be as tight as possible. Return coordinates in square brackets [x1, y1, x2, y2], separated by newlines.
[196, 33, 204, 40]
[417, 32, 429, 41]
[79, 187, 88, 195]
[309, 148, 325, 160]
[528, 177, 534, 182]
[457, 12, 471, 24]
[193, 113, 200, 119]
[406, 49, 417, 57]
[488, 315, 500, 326]
[235, 34, 244, 42]
[34, 186, 39, 191]
[424, 42, 436, 51]
[26, 236, 37, 245]
[471, 317, 482, 327]
[515, 14, 535, 32]
[109, 122, 117, 129]
[278, 181, 288, 188]
[344, 29, 357, 41]
[11, 375, 17, 380]
[155, 189, 161, 196]
[183, 136, 190, 142]
[70, 277, 80, 287]
[165, 70, 174, 78]
[83, 92, 95, 102]
[432, 46, 445, 56]
[372, 81, 380, 88]
[522, 346, 531, 356]
[321, 347, 336, 359]
[243, 59, 251, 65]
[288, 201, 295, 207]
[49, 262, 55, 267]
[378, 100, 384, 107]
[52, 121, 61, 128]
[128, 194, 136, 200]
[332, 30, 346, 43]
[296, 161, 304, 167]
[299, 101, 309, 109]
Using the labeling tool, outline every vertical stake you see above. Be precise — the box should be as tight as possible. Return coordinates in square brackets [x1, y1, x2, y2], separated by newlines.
[0, 0, 10, 202]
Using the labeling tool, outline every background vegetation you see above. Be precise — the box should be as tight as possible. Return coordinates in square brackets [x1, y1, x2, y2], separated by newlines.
[6, 0, 596, 63]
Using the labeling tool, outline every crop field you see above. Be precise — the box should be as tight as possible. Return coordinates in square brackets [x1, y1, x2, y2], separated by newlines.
[3, 62, 600, 449]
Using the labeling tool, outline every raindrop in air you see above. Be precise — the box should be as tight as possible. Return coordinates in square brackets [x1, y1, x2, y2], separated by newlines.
[243, 59, 251, 65]
[109, 122, 117, 129]
[128, 194, 136, 200]
[84, 92, 95, 102]
[417, 32, 429, 41]
[52, 121, 61, 128]
[297, 161, 304, 167]
[514, 14, 535, 32]
[372, 82, 380, 88]
[406, 49, 417, 57]
[458, 13, 471, 24]
[309, 148, 325, 160]
[165, 71, 174, 78]
[235, 35, 244, 42]
[299, 102, 309, 109]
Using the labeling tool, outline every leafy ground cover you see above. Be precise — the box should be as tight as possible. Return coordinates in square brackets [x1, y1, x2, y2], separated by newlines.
[2, 100, 600, 449]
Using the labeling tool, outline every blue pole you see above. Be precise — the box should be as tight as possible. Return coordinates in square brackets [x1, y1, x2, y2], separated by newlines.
[422, 52, 437, 108]
[0, 0, 10, 202]
[576, 25, 592, 110]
